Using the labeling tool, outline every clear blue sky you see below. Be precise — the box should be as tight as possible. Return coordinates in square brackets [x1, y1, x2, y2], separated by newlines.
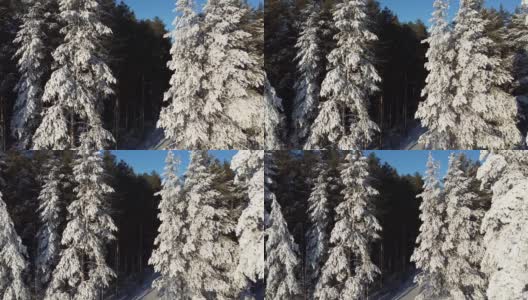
[120, 0, 520, 30]
[366, 150, 480, 178]
[110, 150, 480, 180]
[379, 0, 520, 25]
[111, 150, 237, 176]
[120, 0, 262, 30]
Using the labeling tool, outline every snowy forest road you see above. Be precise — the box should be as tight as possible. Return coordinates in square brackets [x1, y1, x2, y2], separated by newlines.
[393, 284, 419, 300]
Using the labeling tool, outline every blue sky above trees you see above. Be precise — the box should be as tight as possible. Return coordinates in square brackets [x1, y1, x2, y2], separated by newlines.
[111, 150, 480, 178]
[121, 0, 520, 29]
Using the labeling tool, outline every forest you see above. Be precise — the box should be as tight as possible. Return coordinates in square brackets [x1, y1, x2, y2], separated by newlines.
[264, 150, 528, 299]
[266, 0, 528, 149]
[0, 0, 264, 150]
[0, 150, 264, 299]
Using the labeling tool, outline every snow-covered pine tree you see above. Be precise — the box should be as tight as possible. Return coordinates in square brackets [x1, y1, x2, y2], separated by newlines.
[477, 151, 528, 299]
[203, 0, 264, 149]
[416, 0, 457, 149]
[314, 151, 381, 299]
[507, 1, 528, 141]
[292, 0, 323, 147]
[182, 151, 237, 299]
[442, 153, 486, 299]
[35, 154, 65, 292]
[0, 195, 30, 299]
[157, 0, 210, 149]
[451, 0, 522, 149]
[230, 150, 264, 293]
[305, 0, 380, 150]
[149, 151, 188, 298]
[265, 76, 285, 149]
[305, 156, 329, 295]
[33, 0, 116, 150]
[45, 150, 117, 300]
[411, 153, 447, 299]
[264, 152, 301, 299]
[12, 0, 50, 149]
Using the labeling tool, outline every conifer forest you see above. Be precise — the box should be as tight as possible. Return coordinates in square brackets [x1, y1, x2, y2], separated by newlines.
[1, 0, 528, 299]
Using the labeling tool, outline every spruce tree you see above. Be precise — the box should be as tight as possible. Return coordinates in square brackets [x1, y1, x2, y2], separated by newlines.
[203, 0, 264, 149]
[442, 153, 486, 299]
[314, 151, 381, 299]
[451, 0, 522, 149]
[305, 0, 380, 150]
[35, 154, 64, 292]
[0, 197, 30, 300]
[305, 157, 329, 295]
[183, 151, 237, 299]
[45, 151, 117, 300]
[416, 0, 457, 149]
[33, 0, 115, 150]
[477, 151, 528, 299]
[149, 151, 188, 298]
[265, 76, 285, 149]
[231, 150, 264, 293]
[292, 0, 323, 147]
[264, 152, 301, 299]
[158, 0, 209, 149]
[411, 153, 447, 299]
[12, 0, 49, 149]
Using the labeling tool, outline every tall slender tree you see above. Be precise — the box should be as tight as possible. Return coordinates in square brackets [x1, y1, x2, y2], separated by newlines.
[315, 151, 381, 299]
[12, 0, 50, 149]
[149, 151, 188, 298]
[33, 0, 116, 150]
[305, 157, 330, 295]
[265, 152, 301, 299]
[35, 154, 64, 292]
[203, 0, 264, 149]
[0, 195, 30, 299]
[416, 0, 457, 149]
[411, 153, 447, 299]
[477, 151, 528, 299]
[305, 0, 380, 150]
[45, 151, 117, 300]
[231, 150, 264, 295]
[292, 0, 323, 147]
[183, 151, 237, 299]
[157, 0, 209, 149]
[451, 0, 522, 149]
[442, 153, 486, 299]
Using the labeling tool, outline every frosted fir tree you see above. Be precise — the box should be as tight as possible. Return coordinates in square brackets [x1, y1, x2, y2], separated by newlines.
[35, 155, 65, 291]
[305, 157, 330, 293]
[411, 153, 447, 300]
[230, 150, 264, 292]
[33, 0, 116, 150]
[265, 76, 285, 149]
[0, 198, 30, 299]
[451, 0, 522, 149]
[442, 153, 486, 299]
[45, 151, 117, 300]
[305, 0, 380, 150]
[203, 0, 264, 149]
[158, 0, 210, 149]
[264, 152, 301, 300]
[477, 151, 528, 299]
[314, 151, 381, 300]
[292, 0, 323, 147]
[182, 151, 237, 299]
[507, 1, 528, 135]
[416, 0, 457, 149]
[12, 0, 49, 149]
[149, 151, 188, 298]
